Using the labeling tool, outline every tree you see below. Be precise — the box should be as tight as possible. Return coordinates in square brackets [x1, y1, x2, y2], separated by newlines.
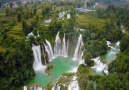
[49, 20, 62, 35]
[24, 12, 29, 19]
[17, 11, 22, 22]
[42, 3, 51, 18]
[120, 35, 129, 52]
[33, 14, 39, 21]
[5, 7, 10, 16]
[29, 8, 33, 18]
[109, 13, 117, 23]
[33, 8, 37, 16]
[30, 20, 38, 29]
[0, 40, 34, 89]
[84, 52, 94, 66]
[22, 19, 29, 35]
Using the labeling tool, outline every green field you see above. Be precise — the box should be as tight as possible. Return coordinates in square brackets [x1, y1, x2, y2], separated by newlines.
[7, 23, 23, 40]
[77, 13, 107, 29]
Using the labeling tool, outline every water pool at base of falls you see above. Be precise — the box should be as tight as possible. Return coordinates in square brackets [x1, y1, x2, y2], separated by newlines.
[30, 56, 79, 87]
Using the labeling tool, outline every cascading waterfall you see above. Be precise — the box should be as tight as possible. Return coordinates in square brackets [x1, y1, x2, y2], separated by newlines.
[44, 44, 51, 62]
[44, 40, 54, 61]
[54, 32, 62, 57]
[53, 32, 68, 57]
[32, 32, 84, 73]
[73, 34, 84, 60]
[41, 46, 47, 65]
[32, 45, 46, 72]
[67, 39, 69, 56]
[62, 33, 68, 57]
[43, 32, 68, 62]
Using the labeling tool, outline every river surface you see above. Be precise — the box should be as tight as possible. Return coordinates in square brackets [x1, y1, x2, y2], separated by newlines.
[102, 42, 120, 63]
[30, 56, 79, 87]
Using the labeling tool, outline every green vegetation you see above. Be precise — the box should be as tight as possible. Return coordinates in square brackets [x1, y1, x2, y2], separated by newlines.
[77, 65, 97, 90]
[84, 5, 129, 90]
[97, 51, 129, 90]
[81, 18, 122, 65]
[77, 14, 107, 29]
[52, 73, 75, 90]
[0, 2, 41, 89]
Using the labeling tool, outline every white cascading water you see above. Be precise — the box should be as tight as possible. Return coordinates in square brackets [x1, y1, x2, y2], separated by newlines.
[32, 45, 46, 72]
[53, 32, 68, 57]
[54, 32, 62, 57]
[73, 34, 84, 60]
[44, 44, 52, 62]
[80, 51, 84, 61]
[67, 39, 69, 55]
[62, 33, 68, 57]
[91, 57, 109, 75]
[44, 32, 68, 61]
[44, 40, 54, 61]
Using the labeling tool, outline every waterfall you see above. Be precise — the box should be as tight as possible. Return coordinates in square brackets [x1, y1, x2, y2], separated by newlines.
[54, 32, 61, 57]
[62, 33, 68, 57]
[53, 32, 68, 57]
[67, 39, 69, 56]
[23, 86, 27, 90]
[32, 45, 46, 72]
[73, 34, 84, 60]
[43, 32, 68, 62]
[41, 46, 47, 65]
[44, 40, 54, 61]
[44, 44, 51, 62]
[32, 32, 84, 72]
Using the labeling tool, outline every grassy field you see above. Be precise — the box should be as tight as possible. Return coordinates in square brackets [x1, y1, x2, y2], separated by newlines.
[77, 13, 107, 29]
[0, 16, 16, 21]
[7, 23, 23, 40]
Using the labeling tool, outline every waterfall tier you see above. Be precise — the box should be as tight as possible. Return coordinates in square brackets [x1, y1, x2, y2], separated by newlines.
[32, 45, 46, 73]
[73, 34, 84, 60]
[44, 40, 53, 62]
[54, 32, 68, 57]
[54, 32, 62, 57]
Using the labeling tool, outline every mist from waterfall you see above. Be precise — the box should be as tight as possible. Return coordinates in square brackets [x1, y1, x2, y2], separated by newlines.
[73, 34, 84, 60]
